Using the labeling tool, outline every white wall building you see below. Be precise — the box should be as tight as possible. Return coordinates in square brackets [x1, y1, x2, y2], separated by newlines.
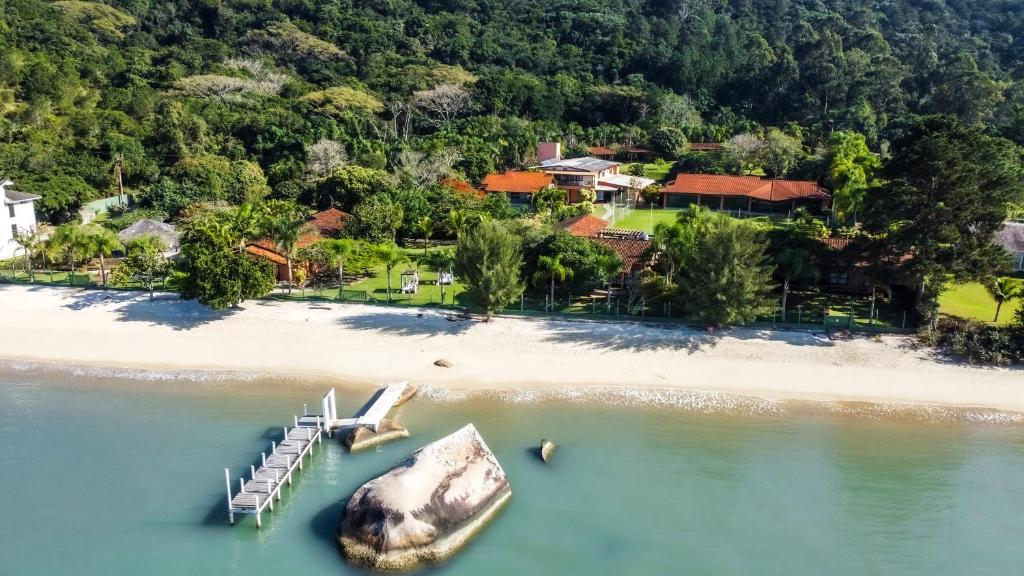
[1, 179, 41, 260]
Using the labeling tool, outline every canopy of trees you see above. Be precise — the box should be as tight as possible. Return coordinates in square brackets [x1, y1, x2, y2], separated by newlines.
[3, 0, 1024, 223]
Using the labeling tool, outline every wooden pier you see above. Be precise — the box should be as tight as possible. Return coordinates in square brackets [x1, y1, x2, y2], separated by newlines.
[223, 382, 409, 527]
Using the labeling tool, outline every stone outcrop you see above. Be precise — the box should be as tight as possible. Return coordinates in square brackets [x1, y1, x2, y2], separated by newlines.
[344, 419, 410, 452]
[433, 358, 453, 368]
[392, 383, 419, 407]
[338, 424, 511, 571]
[540, 439, 557, 463]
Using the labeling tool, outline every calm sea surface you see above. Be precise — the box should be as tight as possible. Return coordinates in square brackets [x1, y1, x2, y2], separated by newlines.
[0, 367, 1022, 575]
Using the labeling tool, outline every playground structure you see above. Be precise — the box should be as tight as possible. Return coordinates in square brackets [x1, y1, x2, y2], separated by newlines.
[438, 267, 453, 285]
[401, 269, 419, 294]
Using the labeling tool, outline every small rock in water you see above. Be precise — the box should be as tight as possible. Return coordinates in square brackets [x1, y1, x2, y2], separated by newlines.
[434, 358, 454, 368]
[540, 439, 557, 463]
[338, 424, 511, 571]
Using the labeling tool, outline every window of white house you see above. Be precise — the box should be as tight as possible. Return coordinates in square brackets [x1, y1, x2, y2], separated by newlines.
[7, 204, 14, 218]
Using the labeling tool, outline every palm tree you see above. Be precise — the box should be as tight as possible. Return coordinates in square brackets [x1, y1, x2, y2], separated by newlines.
[12, 228, 42, 282]
[231, 203, 265, 251]
[48, 224, 91, 282]
[320, 238, 360, 299]
[594, 251, 623, 313]
[985, 276, 1022, 323]
[533, 254, 573, 310]
[84, 226, 123, 287]
[427, 247, 456, 304]
[774, 246, 813, 322]
[417, 215, 433, 253]
[267, 203, 307, 294]
[447, 209, 469, 238]
[372, 242, 408, 303]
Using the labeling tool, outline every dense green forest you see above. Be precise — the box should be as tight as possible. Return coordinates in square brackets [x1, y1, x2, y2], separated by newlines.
[2, 0, 1023, 222]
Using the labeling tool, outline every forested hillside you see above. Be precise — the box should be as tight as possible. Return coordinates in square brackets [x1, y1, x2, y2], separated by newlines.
[1, 0, 1022, 220]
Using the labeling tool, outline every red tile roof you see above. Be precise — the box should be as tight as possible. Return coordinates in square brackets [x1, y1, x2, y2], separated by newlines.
[822, 237, 853, 251]
[662, 174, 829, 202]
[308, 207, 350, 236]
[688, 142, 722, 151]
[556, 214, 609, 237]
[622, 145, 649, 153]
[481, 171, 553, 194]
[587, 146, 616, 156]
[441, 177, 485, 198]
[591, 237, 652, 272]
[245, 243, 287, 265]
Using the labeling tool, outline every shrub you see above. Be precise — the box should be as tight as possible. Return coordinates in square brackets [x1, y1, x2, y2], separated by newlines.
[928, 317, 1023, 366]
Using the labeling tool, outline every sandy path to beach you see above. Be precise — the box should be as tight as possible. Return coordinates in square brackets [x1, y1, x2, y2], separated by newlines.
[1, 285, 1021, 412]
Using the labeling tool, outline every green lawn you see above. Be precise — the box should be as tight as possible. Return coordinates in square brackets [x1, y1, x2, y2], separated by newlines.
[626, 160, 673, 182]
[275, 246, 468, 307]
[604, 207, 682, 233]
[938, 280, 1023, 325]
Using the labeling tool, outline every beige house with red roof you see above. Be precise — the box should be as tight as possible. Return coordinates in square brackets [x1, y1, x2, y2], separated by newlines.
[660, 174, 830, 215]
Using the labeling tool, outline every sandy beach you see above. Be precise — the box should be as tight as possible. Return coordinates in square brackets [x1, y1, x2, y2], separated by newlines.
[0, 284, 1021, 413]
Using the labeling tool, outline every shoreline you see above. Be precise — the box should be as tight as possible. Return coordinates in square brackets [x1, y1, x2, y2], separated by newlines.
[1, 285, 1021, 416]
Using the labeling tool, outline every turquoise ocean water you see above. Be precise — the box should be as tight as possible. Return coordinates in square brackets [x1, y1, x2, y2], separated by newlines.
[0, 364, 1022, 575]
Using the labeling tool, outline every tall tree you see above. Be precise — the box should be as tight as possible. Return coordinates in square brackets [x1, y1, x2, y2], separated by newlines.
[862, 116, 1024, 305]
[823, 131, 880, 223]
[678, 216, 776, 326]
[760, 128, 803, 178]
[454, 220, 524, 320]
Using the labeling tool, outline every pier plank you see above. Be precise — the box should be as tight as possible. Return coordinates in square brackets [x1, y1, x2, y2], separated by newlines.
[224, 384, 411, 525]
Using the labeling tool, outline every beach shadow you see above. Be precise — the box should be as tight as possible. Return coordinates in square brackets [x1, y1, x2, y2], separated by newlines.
[531, 315, 833, 353]
[59, 288, 237, 330]
[336, 309, 475, 337]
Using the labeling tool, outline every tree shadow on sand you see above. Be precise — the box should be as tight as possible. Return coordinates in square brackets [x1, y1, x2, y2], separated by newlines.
[533, 316, 835, 353]
[335, 309, 475, 337]
[58, 288, 238, 330]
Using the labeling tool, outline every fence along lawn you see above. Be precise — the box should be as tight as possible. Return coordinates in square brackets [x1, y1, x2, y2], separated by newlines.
[274, 246, 467, 307]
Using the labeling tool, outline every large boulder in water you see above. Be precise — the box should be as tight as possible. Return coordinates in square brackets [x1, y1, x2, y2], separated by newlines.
[337, 424, 511, 571]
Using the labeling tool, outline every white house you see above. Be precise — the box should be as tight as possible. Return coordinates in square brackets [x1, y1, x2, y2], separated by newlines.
[1, 179, 41, 260]
[535, 142, 654, 204]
